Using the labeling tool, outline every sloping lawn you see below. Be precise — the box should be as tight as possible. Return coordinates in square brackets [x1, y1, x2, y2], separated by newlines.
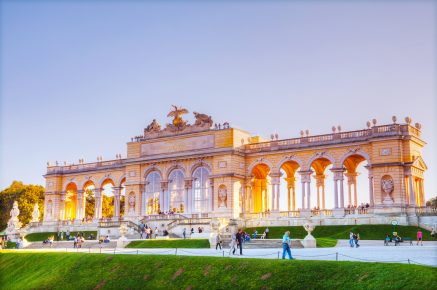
[245, 225, 431, 241]
[25, 231, 98, 242]
[0, 252, 435, 290]
[127, 238, 210, 248]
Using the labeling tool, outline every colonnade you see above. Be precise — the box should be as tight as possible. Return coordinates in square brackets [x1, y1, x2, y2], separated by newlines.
[243, 167, 375, 213]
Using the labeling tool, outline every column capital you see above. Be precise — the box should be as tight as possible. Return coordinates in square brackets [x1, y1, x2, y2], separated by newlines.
[331, 168, 345, 181]
[160, 181, 169, 190]
[184, 179, 193, 189]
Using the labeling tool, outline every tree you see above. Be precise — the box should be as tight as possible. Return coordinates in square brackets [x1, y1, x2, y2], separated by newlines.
[101, 195, 114, 218]
[0, 181, 45, 230]
[426, 197, 437, 207]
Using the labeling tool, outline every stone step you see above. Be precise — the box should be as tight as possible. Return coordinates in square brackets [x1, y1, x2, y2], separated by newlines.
[24, 241, 117, 249]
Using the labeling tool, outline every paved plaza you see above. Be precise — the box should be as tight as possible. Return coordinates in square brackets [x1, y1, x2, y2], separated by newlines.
[14, 240, 437, 267]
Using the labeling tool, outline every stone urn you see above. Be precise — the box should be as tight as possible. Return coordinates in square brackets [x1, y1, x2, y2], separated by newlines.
[117, 223, 129, 248]
[302, 222, 316, 248]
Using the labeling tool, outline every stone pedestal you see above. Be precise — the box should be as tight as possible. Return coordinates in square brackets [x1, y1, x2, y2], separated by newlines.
[302, 234, 317, 248]
[332, 208, 345, 218]
[209, 233, 218, 249]
[116, 236, 128, 248]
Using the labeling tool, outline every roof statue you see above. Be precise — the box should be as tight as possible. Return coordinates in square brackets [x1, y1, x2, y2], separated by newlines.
[141, 106, 215, 139]
[167, 105, 189, 130]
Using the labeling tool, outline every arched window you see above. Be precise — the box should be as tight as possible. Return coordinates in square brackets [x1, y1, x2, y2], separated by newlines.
[192, 167, 210, 213]
[145, 172, 161, 214]
[169, 169, 185, 213]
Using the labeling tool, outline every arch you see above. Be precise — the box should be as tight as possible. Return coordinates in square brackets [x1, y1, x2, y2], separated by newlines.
[189, 160, 212, 178]
[166, 164, 186, 180]
[275, 155, 304, 175]
[98, 175, 116, 189]
[248, 158, 274, 178]
[192, 166, 211, 213]
[79, 177, 97, 190]
[168, 169, 185, 213]
[116, 174, 126, 188]
[63, 180, 78, 191]
[143, 165, 163, 180]
[339, 150, 371, 169]
[306, 152, 336, 170]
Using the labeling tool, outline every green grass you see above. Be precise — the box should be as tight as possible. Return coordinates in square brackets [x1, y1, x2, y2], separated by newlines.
[25, 231, 97, 242]
[5, 241, 17, 249]
[126, 238, 210, 248]
[245, 225, 432, 241]
[316, 238, 338, 248]
[0, 252, 436, 290]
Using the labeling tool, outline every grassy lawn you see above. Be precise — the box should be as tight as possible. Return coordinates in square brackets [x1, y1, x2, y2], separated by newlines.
[316, 238, 338, 248]
[245, 225, 432, 241]
[0, 252, 435, 290]
[25, 231, 98, 242]
[127, 238, 210, 248]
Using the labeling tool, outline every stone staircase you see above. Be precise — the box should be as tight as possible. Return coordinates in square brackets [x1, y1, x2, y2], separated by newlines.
[24, 240, 117, 249]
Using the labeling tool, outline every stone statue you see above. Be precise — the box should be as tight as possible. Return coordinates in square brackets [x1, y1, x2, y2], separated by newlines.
[193, 112, 213, 128]
[46, 200, 53, 217]
[381, 175, 394, 204]
[167, 105, 189, 130]
[218, 186, 227, 208]
[302, 222, 316, 248]
[127, 194, 136, 216]
[6, 201, 22, 241]
[31, 203, 40, 223]
[145, 119, 161, 133]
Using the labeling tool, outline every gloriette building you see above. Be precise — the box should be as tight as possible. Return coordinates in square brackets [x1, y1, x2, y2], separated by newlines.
[38, 106, 435, 235]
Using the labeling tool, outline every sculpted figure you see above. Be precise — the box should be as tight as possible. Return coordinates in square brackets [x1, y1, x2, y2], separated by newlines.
[218, 186, 227, 208]
[381, 176, 394, 194]
[10, 201, 20, 219]
[167, 105, 189, 129]
[31, 203, 40, 222]
[145, 119, 161, 133]
[193, 112, 213, 127]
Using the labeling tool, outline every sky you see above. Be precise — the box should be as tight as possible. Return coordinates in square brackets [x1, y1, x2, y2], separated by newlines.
[1, 1, 436, 208]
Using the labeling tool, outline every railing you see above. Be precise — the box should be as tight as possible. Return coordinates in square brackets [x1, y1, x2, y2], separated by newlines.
[320, 209, 332, 216]
[98, 220, 140, 232]
[142, 214, 188, 221]
[415, 206, 437, 216]
[279, 211, 300, 218]
[46, 159, 125, 174]
[245, 124, 420, 153]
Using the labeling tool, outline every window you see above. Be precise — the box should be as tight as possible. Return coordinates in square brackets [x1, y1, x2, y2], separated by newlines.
[145, 172, 161, 214]
[169, 169, 185, 213]
[192, 167, 209, 213]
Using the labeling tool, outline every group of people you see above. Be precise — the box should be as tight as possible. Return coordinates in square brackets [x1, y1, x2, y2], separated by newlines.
[349, 232, 360, 247]
[73, 235, 85, 248]
[216, 229, 246, 256]
[252, 228, 269, 239]
[98, 235, 111, 245]
[139, 223, 160, 239]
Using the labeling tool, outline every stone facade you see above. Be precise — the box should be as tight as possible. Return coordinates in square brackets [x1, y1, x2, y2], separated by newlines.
[42, 109, 428, 225]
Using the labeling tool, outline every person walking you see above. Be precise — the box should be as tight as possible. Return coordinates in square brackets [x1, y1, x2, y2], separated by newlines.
[229, 232, 237, 255]
[154, 227, 159, 239]
[265, 227, 269, 239]
[349, 232, 354, 247]
[183, 228, 186, 239]
[216, 233, 222, 250]
[353, 233, 360, 248]
[281, 231, 294, 260]
[417, 229, 423, 246]
[236, 229, 243, 255]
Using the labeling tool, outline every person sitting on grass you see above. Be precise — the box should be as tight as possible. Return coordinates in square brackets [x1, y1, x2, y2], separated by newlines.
[253, 230, 258, 239]
[104, 236, 110, 243]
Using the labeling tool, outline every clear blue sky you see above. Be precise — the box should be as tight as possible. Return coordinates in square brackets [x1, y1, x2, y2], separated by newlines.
[1, 1, 436, 206]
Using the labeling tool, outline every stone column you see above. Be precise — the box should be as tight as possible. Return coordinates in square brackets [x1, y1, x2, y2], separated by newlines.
[209, 179, 214, 212]
[75, 190, 84, 222]
[420, 179, 425, 207]
[244, 183, 251, 213]
[301, 179, 306, 209]
[285, 177, 296, 211]
[333, 176, 339, 208]
[113, 187, 121, 220]
[332, 169, 345, 208]
[93, 188, 103, 221]
[161, 181, 169, 212]
[315, 175, 325, 209]
[365, 166, 374, 207]
[306, 180, 311, 210]
[345, 173, 357, 207]
[185, 179, 193, 214]
[59, 192, 66, 221]
[270, 175, 280, 212]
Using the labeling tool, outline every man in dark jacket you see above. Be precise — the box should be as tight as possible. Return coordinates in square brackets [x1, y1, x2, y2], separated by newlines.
[236, 229, 243, 255]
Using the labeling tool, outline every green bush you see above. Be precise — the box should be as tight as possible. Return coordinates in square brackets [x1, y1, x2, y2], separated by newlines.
[25, 231, 97, 242]
[127, 238, 210, 248]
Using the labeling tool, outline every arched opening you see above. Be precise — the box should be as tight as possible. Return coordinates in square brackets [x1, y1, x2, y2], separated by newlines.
[168, 169, 185, 213]
[83, 180, 95, 223]
[342, 154, 370, 209]
[101, 178, 115, 219]
[309, 158, 333, 210]
[120, 178, 126, 217]
[279, 161, 301, 211]
[250, 163, 271, 213]
[145, 172, 161, 215]
[192, 167, 210, 213]
[64, 182, 77, 220]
